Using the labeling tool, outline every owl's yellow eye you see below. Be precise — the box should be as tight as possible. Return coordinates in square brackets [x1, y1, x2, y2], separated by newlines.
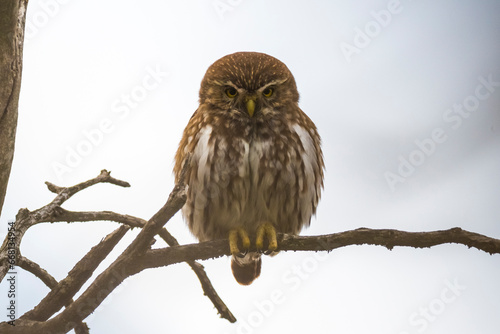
[225, 87, 238, 98]
[262, 87, 274, 98]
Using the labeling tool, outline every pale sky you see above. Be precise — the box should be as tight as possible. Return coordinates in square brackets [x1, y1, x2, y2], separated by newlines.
[1, 1, 500, 333]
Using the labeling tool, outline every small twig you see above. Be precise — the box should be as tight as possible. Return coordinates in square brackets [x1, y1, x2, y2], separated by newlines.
[45, 169, 130, 195]
[0, 170, 130, 280]
[43, 169, 130, 209]
[156, 229, 236, 322]
[17, 256, 58, 290]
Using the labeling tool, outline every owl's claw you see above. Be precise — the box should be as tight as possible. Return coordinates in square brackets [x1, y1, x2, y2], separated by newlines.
[256, 223, 278, 254]
[261, 249, 274, 256]
[229, 228, 251, 257]
[235, 250, 248, 258]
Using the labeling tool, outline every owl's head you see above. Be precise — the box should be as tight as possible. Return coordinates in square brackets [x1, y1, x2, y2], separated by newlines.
[199, 52, 299, 118]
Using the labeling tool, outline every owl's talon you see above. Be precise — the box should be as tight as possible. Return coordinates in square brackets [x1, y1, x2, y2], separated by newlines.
[257, 248, 273, 255]
[229, 228, 251, 256]
[235, 250, 248, 258]
[256, 223, 278, 254]
[263, 249, 274, 256]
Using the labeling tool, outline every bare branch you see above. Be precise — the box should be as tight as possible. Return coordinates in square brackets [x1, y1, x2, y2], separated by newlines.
[2, 161, 498, 333]
[0, 209, 32, 280]
[277, 227, 500, 254]
[41, 207, 236, 322]
[45, 169, 130, 195]
[46, 208, 146, 228]
[21, 225, 129, 322]
[0, 170, 130, 280]
[16, 256, 90, 333]
[17, 256, 58, 290]
[20, 157, 192, 333]
[131, 227, 500, 273]
[1, 226, 499, 332]
[43, 169, 130, 206]
[156, 229, 236, 322]
[1, 160, 235, 330]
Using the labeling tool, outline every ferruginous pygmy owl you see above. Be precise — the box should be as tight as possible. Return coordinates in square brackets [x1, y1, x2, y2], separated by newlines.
[174, 52, 324, 285]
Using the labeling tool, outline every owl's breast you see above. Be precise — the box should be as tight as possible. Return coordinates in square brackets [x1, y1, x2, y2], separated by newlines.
[183, 121, 321, 240]
[241, 122, 319, 234]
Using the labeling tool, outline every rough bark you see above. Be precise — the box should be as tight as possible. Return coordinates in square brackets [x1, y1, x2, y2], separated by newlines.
[0, 0, 27, 217]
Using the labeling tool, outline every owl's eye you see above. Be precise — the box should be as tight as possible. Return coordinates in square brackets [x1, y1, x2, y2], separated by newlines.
[262, 87, 274, 98]
[225, 87, 238, 98]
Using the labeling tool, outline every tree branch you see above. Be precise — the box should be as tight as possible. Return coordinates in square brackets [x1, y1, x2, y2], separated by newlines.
[14, 227, 495, 333]
[1, 161, 235, 332]
[130, 227, 500, 274]
[16, 256, 90, 334]
[41, 207, 236, 322]
[1, 163, 498, 333]
[0, 170, 130, 280]
[21, 225, 129, 322]
[277, 227, 500, 254]
[17, 256, 58, 289]
[32, 158, 192, 333]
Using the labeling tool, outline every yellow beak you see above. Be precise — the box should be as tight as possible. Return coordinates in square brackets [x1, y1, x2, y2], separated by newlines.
[246, 99, 256, 117]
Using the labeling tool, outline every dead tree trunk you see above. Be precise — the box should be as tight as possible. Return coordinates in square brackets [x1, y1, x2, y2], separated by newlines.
[0, 0, 28, 217]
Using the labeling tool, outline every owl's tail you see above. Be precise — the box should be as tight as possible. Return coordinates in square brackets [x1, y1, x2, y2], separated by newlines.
[231, 253, 261, 285]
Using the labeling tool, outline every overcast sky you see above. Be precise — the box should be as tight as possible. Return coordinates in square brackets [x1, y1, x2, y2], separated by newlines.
[1, 0, 500, 333]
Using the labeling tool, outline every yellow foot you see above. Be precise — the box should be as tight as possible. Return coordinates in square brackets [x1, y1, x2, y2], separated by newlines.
[229, 228, 251, 257]
[256, 223, 278, 254]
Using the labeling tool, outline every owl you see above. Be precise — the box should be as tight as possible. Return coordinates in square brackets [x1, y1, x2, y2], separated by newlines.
[174, 52, 324, 285]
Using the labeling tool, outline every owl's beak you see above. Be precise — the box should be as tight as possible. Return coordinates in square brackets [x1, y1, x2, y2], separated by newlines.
[246, 99, 256, 117]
